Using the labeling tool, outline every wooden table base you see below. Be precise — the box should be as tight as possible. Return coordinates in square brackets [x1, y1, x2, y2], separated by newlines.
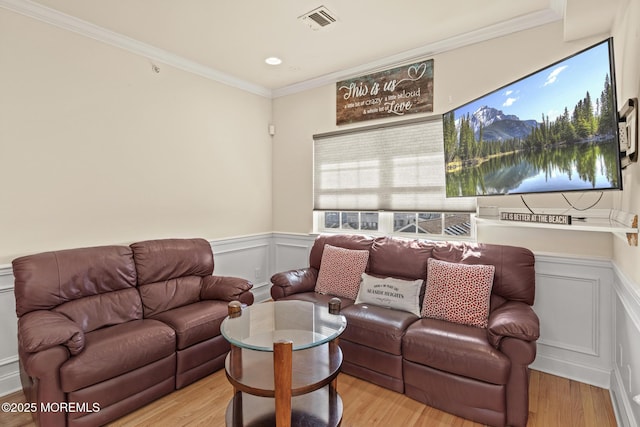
[223, 299, 344, 427]
[225, 386, 343, 427]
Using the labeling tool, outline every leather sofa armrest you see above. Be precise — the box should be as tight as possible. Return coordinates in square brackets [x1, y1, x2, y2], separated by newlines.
[18, 311, 85, 355]
[270, 268, 318, 300]
[20, 346, 71, 427]
[201, 275, 254, 305]
[487, 301, 540, 348]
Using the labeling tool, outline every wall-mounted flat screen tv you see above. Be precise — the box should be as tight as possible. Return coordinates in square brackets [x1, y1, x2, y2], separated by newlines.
[443, 38, 622, 197]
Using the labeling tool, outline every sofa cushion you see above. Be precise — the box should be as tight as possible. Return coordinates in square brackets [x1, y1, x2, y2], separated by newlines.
[369, 236, 433, 280]
[138, 276, 203, 317]
[341, 304, 418, 355]
[315, 244, 369, 300]
[13, 245, 137, 317]
[355, 273, 423, 316]
[60, 319, 175, 393]
[422, 258, 495, 328]
[54, 288, 143, 333]
[150, 300, 228, 350]
[403, 318, 511, 385]
[131, 238, 214, 285]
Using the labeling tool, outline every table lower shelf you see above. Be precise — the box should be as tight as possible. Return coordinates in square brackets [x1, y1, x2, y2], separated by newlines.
[225, 341, 343, 396]
[225, 385, 343, 427]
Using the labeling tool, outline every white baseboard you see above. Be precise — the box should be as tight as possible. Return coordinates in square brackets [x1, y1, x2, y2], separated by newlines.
[610, 366, 639, 427]
[531, 353, 612, 388]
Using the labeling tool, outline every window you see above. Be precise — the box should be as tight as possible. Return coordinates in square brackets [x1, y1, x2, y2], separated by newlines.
[313, 116, 476, 212]
[394, 212, 471, 236]
[323, 212, 380, 231]
[313, 117, 476, 240]
[315, 211, 474, 240]
[394, 212, 441, 234]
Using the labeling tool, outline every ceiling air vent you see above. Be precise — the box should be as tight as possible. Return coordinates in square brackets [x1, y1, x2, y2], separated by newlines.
[299, 6, 338, 31]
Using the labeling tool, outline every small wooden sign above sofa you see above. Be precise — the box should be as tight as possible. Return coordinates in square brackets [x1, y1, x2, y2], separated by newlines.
[500, 211, 572, 225]
[336, 59, 434, 125]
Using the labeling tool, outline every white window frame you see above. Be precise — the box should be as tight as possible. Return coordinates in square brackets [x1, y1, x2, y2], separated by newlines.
[312, 116, 477, 241]
[313, 210, 476, 241]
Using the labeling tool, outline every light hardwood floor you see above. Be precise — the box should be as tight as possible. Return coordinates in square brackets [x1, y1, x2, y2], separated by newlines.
[0, 369, 616, 427]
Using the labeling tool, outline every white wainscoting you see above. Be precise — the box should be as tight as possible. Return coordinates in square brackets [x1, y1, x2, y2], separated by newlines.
[610, 264, 640, 427]
[529, 254, 614, 388]
[209, 233, 274, 302]
[0, 264, 20, 396]
[272, 232, 314, 273]
[1, 233, 639, 426]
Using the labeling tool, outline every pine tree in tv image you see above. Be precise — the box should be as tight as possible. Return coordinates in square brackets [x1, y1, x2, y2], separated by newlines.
[444, 39, 622, 197]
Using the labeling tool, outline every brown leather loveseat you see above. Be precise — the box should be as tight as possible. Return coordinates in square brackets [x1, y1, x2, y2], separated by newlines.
[270, 234, 539, 427]
[13, 238, 254, 427]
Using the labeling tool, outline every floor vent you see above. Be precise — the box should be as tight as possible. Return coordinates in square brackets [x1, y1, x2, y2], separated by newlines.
[299, 6, 337, 30]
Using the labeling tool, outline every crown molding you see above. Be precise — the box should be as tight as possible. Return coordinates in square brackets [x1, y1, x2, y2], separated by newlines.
[0, 0, 273, 98]
[272, 8, 564, 98]
[1, 0, 563, 100]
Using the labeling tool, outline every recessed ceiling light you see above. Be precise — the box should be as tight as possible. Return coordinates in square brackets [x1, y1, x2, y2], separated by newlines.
[265, 56, 282, 66]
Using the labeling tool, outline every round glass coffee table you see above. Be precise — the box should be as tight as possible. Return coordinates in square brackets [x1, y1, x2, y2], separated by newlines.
[221, 299, 346, 427]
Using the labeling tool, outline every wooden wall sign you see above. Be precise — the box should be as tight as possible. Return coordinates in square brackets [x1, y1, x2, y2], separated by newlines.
[336, 60, 433, 125]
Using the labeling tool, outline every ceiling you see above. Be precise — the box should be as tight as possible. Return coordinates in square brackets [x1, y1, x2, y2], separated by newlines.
[2, 0, 622, 97]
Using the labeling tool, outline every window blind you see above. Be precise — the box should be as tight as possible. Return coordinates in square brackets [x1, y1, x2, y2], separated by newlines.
[313, 117, 476, 212]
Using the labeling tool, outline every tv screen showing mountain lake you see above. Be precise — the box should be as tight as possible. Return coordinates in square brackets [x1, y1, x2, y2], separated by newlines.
[442, 39, 621, 197]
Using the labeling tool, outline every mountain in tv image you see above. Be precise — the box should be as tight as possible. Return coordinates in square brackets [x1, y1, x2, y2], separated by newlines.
[458, 105, 539, 142]
[443, 66, 621, 197]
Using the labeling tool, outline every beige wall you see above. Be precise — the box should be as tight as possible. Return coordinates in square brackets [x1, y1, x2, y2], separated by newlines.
[0, 9, 273, 264]
[272, 20, 627, 258]
[2, 1, 638, 281]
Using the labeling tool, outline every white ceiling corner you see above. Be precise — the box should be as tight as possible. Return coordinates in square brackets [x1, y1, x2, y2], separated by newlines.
[1, 0, 620, 99]
[0, 0, 273, 97]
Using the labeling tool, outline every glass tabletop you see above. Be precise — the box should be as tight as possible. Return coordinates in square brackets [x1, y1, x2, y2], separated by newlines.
[221, 300, 347, 352]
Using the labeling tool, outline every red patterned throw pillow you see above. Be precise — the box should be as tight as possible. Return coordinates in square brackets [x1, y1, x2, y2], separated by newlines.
[421, 258, 495, 328]
[315, 244, 369, 300]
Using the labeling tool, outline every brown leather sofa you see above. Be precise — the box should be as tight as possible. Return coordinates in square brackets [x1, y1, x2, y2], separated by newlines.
[13, 238, 254, 427]
[270, 234, 539, 427]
